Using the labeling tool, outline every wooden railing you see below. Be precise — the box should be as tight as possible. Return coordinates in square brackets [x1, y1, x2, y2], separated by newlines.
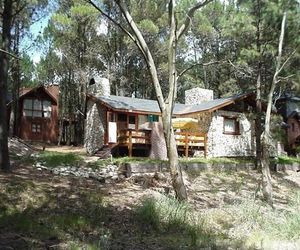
[115, 129, 207, 158]
[175, 131, 207, 158]
[117, 129, 151, 157]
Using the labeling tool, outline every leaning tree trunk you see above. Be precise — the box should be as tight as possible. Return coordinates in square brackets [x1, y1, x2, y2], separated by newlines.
[162, 112, 188, 200]
[89, 0, 213, 200]
[260, 12, 287, 207]
[0, 0, 13, 172]
[115, 0, 189, 200]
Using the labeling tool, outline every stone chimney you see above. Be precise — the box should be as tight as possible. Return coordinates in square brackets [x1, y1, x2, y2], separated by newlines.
[85, 77, 110, 155]
[87, 77, 110, 97]
[185, 87, 214, 105]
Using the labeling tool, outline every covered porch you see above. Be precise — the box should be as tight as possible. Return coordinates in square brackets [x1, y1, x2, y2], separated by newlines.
[106, 112, 207, 158]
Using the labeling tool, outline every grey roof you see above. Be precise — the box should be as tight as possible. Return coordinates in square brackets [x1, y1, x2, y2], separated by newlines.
[92, 92, 252, 115]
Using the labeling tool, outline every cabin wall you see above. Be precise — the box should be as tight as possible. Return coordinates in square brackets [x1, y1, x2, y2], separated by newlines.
[207, 110, 255, 157]
[18, 97, 58, 143]
[287, 117, 300, 147]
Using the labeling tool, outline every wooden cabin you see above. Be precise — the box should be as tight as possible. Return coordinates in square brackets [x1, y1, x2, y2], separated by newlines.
[276, 95, 300, 154]
[9, 85, 59, 143]
[86, 90, 257, 158]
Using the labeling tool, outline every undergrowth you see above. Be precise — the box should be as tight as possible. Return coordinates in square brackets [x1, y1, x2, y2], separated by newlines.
[278, 155, 300, 164]
[35, 151, 84, 167]
[136, 195, 216, 248]
[136, 192, 300, 249]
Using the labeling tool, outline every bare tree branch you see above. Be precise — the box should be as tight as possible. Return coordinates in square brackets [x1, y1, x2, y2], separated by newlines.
[276, 47, 298, 76]
[0, 48, 20, 59]
[12, 3, 27, 17]
[265, 11, 287, 134]
[166, 0, 177, 107]
[177, 60, 224, 79]
[277, 74, 295, 83]
[87, 0, 148, 61]
[176, 0, 213, 40]
[228, 59, 254, 79]
[115, 0, 166, 108]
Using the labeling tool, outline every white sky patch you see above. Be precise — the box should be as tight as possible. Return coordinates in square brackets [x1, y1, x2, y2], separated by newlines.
[32, 53, 41, 64]
[96, 20, 108, 35]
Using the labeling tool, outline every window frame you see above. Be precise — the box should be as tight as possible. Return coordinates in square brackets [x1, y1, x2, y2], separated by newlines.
[31, 123, 41, 133]
[23, 98, 52, 118]
[223, 116, 240, 135]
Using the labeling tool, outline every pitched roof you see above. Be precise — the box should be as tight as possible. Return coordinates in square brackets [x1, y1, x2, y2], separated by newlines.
[19, 85, 59, 103]
[288, 111, 300, 120]
[88, 92, 254, 116]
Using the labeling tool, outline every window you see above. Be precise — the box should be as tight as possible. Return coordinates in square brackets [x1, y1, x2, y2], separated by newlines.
[138, 115, 148, 129]
[223, 117, 240, 135]
[43, 101, 51, 118]
[32, 123, 41, 133]
[117, 113, 127, 122]
[108, 112, 116, 122]
[148, 114, 159, 122]
[128, 115, 136, 130]
[292, 123, 295, 132]
[23, 99, 52, 118]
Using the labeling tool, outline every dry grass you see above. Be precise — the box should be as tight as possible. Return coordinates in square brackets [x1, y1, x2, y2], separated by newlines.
[1, 147, 300, 249]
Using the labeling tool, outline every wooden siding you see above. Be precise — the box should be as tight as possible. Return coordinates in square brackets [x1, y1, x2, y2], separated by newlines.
[18, 88, 59, 143]
[287, 117, 300, 148]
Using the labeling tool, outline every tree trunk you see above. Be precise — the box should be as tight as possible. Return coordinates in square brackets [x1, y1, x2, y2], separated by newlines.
[260, 11, 287, 207]
[261, 132, 273, 206]
[255, 72, 262, 170]
[57, 119, 63, 146]
[255, 0, 262, 170]
[162, 113, 187, 200]
[10, 21, 21, 137]
[0, 0, 13, 172]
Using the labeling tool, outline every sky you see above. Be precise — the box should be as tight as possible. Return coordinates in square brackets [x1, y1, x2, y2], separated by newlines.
[25, 15, 51, 64]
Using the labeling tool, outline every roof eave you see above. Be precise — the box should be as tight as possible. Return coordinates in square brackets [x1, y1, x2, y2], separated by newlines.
[86, 94, 162, 115]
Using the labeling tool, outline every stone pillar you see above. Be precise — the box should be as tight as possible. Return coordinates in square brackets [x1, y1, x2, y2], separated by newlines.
[185, 87, 214, 105]
[149, 122, 168, 160]
[84, 77, 110, 154]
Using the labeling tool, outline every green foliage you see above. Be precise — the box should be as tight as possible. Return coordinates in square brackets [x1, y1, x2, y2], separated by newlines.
[36, 151, 84, 167]
[277, 155, 300, 164]
[19, 53, 38, 87]
[180, 157, 253, 164]
[138, 19, 159, 34]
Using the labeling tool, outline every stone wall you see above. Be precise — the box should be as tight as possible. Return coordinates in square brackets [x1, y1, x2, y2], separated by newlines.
[185, 87, 214, 105]
[84, 78, 110, 154]
[207, 110, 255, 157]
[84, 101, 106, 154]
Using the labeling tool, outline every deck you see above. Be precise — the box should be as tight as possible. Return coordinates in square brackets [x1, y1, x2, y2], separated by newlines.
[110, 129, 207, 158]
